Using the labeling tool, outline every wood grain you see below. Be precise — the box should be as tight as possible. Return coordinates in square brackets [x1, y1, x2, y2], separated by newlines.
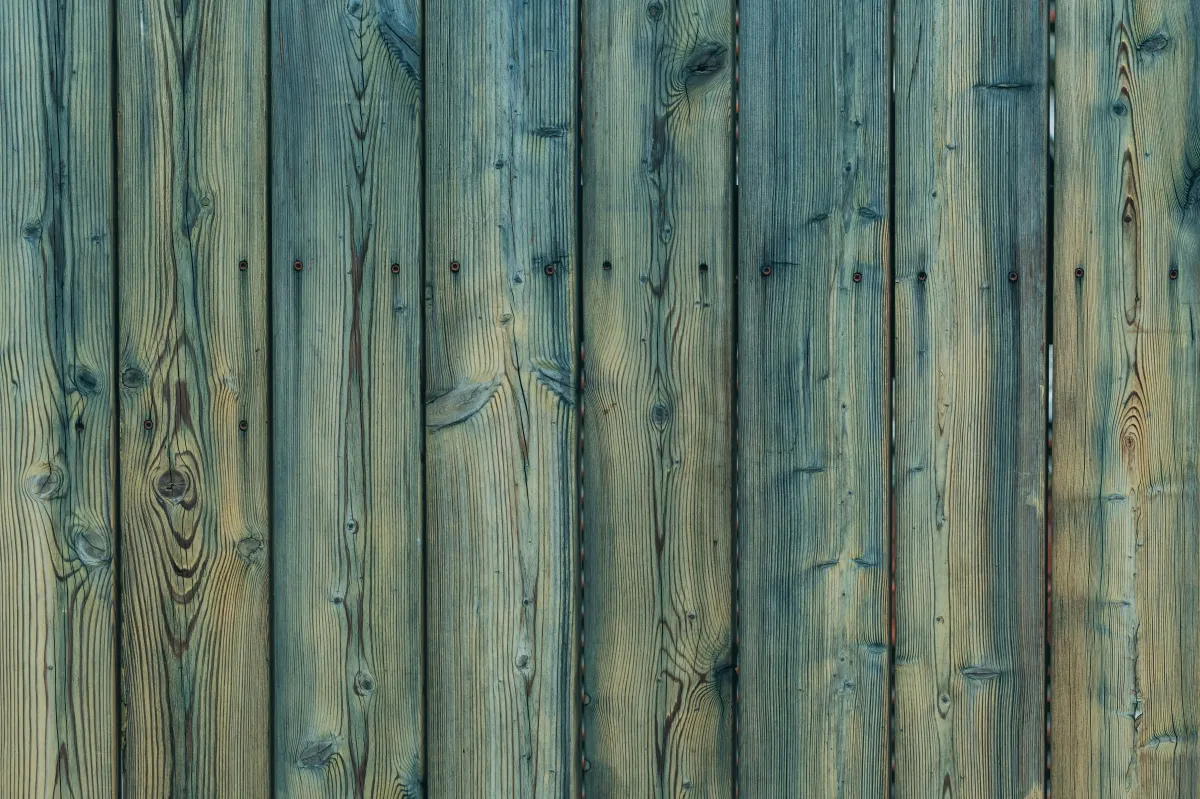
[580, 1, 734, 795]
[0, 0, 116, 793]
[892, 0, 1048, 795]
[1053, 1, 1200, 794]
[423, 0, 579, 793]
[271, 1, 423, 795]
[116, 0, 270, 793]
[736, 0, 891, 793]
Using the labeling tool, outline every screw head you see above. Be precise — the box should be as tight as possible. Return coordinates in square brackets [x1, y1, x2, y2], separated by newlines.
[390, 263, 400, 274]
[1075, 267, 1085, 279]
[293, 260, 303, 272]
[852, 271, 863, 283]
[761, 265, 772, 277]
[1008, 271, 1018, 282]
[450, 261, 461, 273]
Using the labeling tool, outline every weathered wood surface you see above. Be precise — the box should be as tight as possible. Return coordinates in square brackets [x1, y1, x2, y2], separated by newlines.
[0, 0, 116, 793]
[1053, 1, 1200, 794]
[737, 0, 891, 793]
[116, 0, 270, 793]
[272, 1, 424, 795]
[892, 0, 1048, 795]
[423, 0, 579, 793]
[580, 1, 735, 794]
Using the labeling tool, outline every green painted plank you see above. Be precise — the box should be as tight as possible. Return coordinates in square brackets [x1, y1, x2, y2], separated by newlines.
[116, 0, 270, 793]
[892, 0, 1048, 795]
[271, 0, 424, 794]
[1052, 1, 1200, 794]
[579, 1, 734, 795]
[423, 0, 579, 793]
[736, 0, 891, 793]
[0, 0, 116, 793]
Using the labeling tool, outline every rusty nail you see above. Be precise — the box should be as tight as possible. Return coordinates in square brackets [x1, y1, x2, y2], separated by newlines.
[852, 271, 863, 283]
[143, 418, 153, 430]
[238, 260, 248, 272]
[450, 261, 461, 273]
[602, 260, 612, 271]
[1008, 271, 1018, 282]
[391, 263, 400, 274]
[293, 260, 303, 271]
[917, 271, 928, 282]
[1075, 267, 1085, 279]
[761, 265, 772, 277]
[238, 420, 249, 431]
[544, 263, 556, 276]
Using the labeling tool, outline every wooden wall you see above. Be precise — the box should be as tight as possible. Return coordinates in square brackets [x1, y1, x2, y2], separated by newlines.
[5, 0, 1200, 795]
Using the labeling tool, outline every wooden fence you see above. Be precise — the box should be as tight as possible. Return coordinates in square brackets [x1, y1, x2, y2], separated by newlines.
[3, 0, 1196, 795]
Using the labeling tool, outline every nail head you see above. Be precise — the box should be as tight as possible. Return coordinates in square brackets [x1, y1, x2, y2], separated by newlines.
[544, 263, 556, 276]
[391, 263, 400, 274]
[602, 260, 612, 271]
[1075, 267, 1085, 279]
[450, 261, 461, 273]
[852, 271, 863, 283]
[917, 271, 928, 282]
[1008, 271, 1018, 282]
[238, 420, 249, 431]
[761, 265, 772, 277]
[238, 260, 248, 272]
[293, 260, 303, 272]
[143, 419, 153, 430]
[1170, 267, 1180, 280]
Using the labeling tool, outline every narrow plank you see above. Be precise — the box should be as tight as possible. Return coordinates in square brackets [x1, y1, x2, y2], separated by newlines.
[736, 0, 891, 792]
[272, 0, 423, 794]
[892, 0, 1048, 795]
[1052, 1, 1200, 794]
[0, 0, 116, 793]
[579, 1, 734, 794]
[423, 0, 579, 793]
[116, 0, 270, 793]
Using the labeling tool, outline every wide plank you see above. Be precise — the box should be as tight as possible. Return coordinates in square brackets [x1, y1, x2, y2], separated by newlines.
[1053, 0, 1200, 794]
[736, 0, 891, 793]
[423, 0, 579, 793]
[271, 0, 424, 795]
[116, 0, 271, 793]
[892, 0, 1049, 795]
[0, 0, 116, 793]
[579, 0, 735, 795]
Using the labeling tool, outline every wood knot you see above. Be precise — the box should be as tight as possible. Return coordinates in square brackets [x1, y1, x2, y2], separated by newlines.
[236, 535, 264, 563]
[155, 469, 190, 504]
[682, 42, 728, 87]
[72, 366, 100, 396]
[296, 736, 340, 770]
[353, 671, 375, 696]
[121, 367, 146, 389]
[72, 528, 111, 567]
[28, 465, 64, 500]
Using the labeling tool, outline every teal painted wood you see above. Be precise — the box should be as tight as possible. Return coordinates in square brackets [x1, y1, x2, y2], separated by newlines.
[1053, 0, 1200, 793]
[892, 0, 1048, 795]
[737, 0, 891, 793]
[272, 1, 424, 795]
[580, 0, 735, 794]
[0, 0, 116, 793]
[116, 0, 271, 793]
[423, 0, 579, 794]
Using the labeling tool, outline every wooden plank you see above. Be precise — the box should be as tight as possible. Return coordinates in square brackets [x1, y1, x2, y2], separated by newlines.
[892, 0, 1048, 795]
[0, 0, 116, 793]
[116, 0, 270, 793]
[271, 0, 423, 794]
[578, 1, 734, 794]
[423, 0, 578, 793]
[1052, 2, 1200, 794]
[736, 0, 891, 793]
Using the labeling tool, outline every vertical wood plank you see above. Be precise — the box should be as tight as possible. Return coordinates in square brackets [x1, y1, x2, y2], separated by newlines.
[736, 0, 891, 793]
[892, 0, 1048, 795]
[117, 0, 270, 793]
[0, 0, 116, 793]
[1053, 2, 1200, 794]
[580, 1, 735, 794]
[423, 0, 579, 793]
[271, 1, 424, 795]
